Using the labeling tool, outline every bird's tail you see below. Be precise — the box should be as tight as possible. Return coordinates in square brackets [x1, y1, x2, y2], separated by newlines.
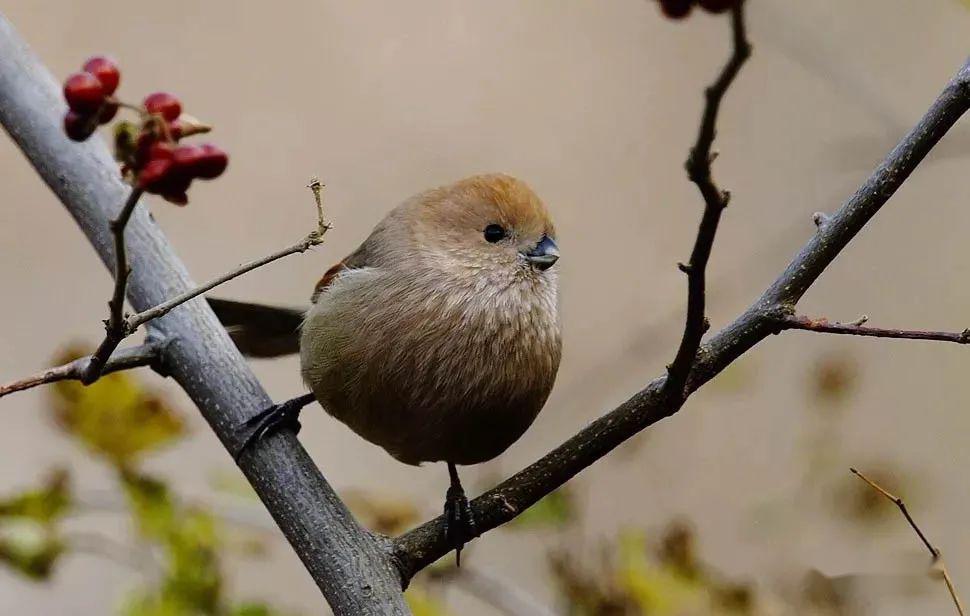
[206, 297, 303, 358]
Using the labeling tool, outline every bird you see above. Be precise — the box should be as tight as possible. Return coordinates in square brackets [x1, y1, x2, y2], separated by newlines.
[209, 173, 562, 561]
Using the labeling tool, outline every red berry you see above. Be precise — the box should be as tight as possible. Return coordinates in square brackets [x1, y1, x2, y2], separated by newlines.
[171, 144, 204, 174]
[156, 173, 193, 205]
[64, 110, 97, 142]
[168, 120, 184, 140]
[697, 0, 735, 12]
[133, 132, 155, 168]
[148, 141, 176, 162]
[138, 157, 174, 191]
[143, 92, 182, 122]
[82, 56, 120, 95]
[659, 0, 693, 18]
[63, 72, 105, 113]
[193, 144, 229, 179]
[98, 101, 119, 124]
[163, 192, 189, 206]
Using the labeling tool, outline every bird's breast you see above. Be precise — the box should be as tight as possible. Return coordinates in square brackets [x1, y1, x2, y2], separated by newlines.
[300, 266, 561, 465]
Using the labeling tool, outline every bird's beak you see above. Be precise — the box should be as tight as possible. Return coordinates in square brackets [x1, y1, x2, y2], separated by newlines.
[524, 235, 559, 271]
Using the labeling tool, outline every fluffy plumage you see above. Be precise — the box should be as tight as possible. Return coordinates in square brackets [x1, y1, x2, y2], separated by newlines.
[211, 173, 562, 467]
[301, 174, 561, 465]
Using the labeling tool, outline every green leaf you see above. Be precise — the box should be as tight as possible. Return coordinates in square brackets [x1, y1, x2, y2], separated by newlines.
[121, 471, 177, 540]
[406, 586, 452, 616]
[0, 468, 71, 526]
[49, 345, 185, 467]
[230, 602, 298, 616]
[0, 522, 63, 581]
[163, 509, 222, 613]
[507, 486, 575, 530]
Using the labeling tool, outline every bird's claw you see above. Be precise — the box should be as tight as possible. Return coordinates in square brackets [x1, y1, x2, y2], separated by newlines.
[443, 484, 477, 567]
[233, 399, 304, 461]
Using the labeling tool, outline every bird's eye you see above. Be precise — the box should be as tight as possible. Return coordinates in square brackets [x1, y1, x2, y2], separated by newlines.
[483, 224, 506, 243]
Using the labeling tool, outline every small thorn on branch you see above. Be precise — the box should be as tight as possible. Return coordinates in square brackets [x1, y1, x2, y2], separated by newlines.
[813, 212, 831, 228]
[841, 314, 869, 327]
[677, 262, 692, 274]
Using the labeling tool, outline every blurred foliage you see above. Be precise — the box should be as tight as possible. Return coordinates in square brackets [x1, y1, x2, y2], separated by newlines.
[508, 486, 577, 530]
[549, 522, 755, 616]
[0, 521, 64, 581]
[833, 465, 908, 526]
[50, 345, 184, 466]
[807, 352, 860, 410]
[0, 345, 297, 615]
[405, 586, 452, 616]
[0, 468, 70, 525]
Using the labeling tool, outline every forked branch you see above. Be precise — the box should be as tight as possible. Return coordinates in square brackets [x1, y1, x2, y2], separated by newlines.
[666, 1, 751, 396]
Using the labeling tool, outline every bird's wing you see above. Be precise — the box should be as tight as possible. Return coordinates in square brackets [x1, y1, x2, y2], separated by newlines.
[309, 245, 373, 303]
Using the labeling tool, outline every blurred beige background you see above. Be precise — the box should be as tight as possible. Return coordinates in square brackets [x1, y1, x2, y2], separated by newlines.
[2, 1, 970, 614]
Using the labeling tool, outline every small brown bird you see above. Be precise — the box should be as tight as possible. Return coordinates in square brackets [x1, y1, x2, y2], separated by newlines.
[210, 173, 561, 559]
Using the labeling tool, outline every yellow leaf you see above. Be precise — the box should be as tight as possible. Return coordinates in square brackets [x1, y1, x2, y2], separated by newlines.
[48, 345, 184, 466]
[121, 471, 177, 540]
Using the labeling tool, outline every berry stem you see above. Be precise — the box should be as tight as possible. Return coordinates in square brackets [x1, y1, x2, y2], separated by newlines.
[79, 187, 144, 384]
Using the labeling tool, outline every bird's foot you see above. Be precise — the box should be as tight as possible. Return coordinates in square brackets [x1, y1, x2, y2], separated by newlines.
[443, 482, 477, 567]
[233, 393, 314, 461]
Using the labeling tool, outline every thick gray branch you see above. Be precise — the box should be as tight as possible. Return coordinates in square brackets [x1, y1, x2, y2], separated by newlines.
[0, 14, 408, 615]
[394, 57, 970, 578]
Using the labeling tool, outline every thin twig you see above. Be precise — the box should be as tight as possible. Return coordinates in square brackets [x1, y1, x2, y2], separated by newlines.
[665, 1, 751, 397]
[78, 187, 143, 384]
[77, 182, 330, 382]
[0, 342, 162, 399]
[850, 468, 965, 615]
[130, 237, 325, 328]
[778, 315, 970, 344]
[126, 181, 330, 331]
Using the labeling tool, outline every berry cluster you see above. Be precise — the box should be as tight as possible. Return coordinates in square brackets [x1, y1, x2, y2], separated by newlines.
[63, 57, 121, 141]
[62, 56, 228, 205]
[657, 0, 738, 19]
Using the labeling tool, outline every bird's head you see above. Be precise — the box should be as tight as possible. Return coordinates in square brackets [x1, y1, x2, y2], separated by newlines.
[410, 174, 559, 281]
